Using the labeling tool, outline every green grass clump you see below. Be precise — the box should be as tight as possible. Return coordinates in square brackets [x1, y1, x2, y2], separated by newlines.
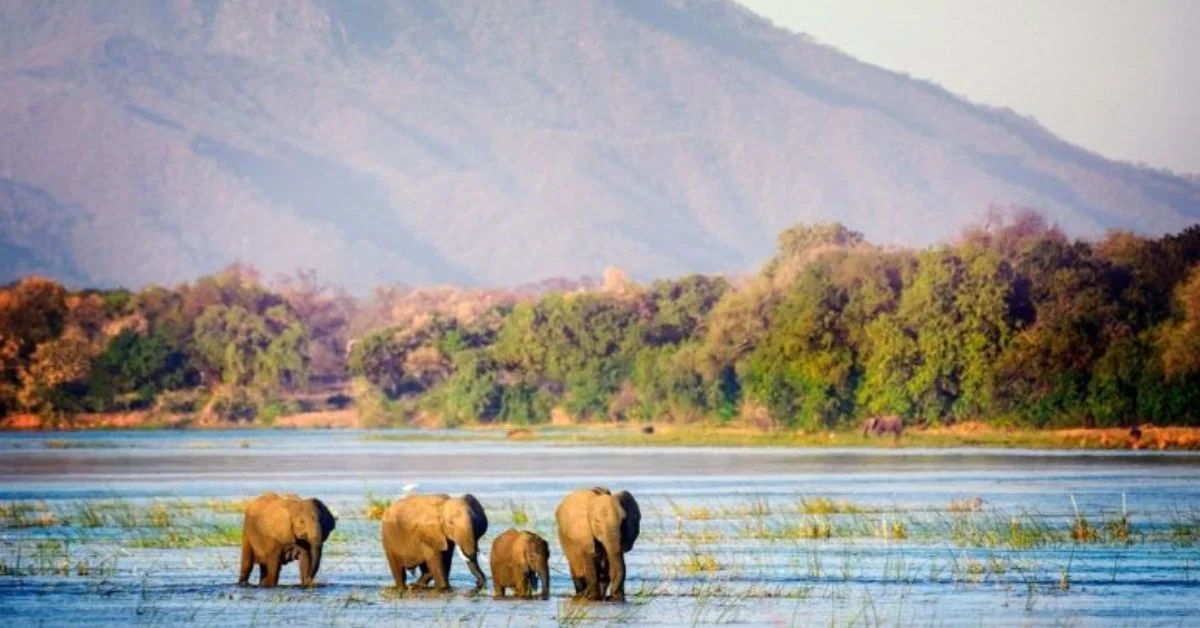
[508, 500, 531, 526]
[0, 502, 58, 528]
[129, 523, 242, 549]
[204, 497, 252, 514]
[1106, 515, 1134, 544]
[779, 519, 834, 540]
[675, 551, 720, 574]
[799, 496, 862, 515]
[1070, 516, 1100, 543]
[365, 493, 390, 521]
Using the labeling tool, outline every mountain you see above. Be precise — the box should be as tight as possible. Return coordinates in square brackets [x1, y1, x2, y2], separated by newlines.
[2, 0, 1198, 292]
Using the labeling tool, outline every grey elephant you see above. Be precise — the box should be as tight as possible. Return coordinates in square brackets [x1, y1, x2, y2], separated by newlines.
[555, 486, 641, 602]
[238, 491, 336, 587]
[380, 493, 489, 591]
[862, 415, 904, 439]
[490, 528, 551, 599]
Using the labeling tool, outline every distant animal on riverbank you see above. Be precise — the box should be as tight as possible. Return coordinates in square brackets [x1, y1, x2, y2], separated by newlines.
[1128, 425, 1143, 448]
[862, 415, 904, 439]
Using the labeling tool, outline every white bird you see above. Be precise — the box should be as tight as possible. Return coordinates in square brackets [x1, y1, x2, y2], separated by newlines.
[402, 483, 419, 495]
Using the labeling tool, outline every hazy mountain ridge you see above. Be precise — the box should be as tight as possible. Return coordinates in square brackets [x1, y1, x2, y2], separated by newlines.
[1, 0, 1197, 291]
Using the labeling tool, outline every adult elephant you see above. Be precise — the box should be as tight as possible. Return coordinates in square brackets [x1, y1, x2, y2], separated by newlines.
[238, 492, 336, 587]
[380, 493, 488, 591]
[555, 486, 641, 602]
[862, 415, 904, 439]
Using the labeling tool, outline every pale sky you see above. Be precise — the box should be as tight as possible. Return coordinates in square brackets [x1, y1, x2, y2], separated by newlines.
[735, 0, 1200, 174]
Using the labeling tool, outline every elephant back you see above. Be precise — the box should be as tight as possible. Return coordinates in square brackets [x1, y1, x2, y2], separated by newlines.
[384, 494, 452, 552]
[243, 493, 296, 545]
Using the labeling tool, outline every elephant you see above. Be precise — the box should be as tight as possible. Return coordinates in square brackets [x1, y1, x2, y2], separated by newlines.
[380, 493, 489, 591]
[555, 486, 641, 602]
[490, 528, 551, 600]
[238, 492, 336, 587]
[862, 415, 904, 439]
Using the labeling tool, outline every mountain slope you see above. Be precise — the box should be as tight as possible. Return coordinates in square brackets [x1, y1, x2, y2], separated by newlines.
[1, 0, 1197, 291]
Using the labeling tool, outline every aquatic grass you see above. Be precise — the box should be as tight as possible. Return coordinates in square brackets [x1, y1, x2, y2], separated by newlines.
[873, 516, 908, 541]
[75, 502, 106, 528]
[666, 497, 717, 522]
[947, 497, 985, 513]
[778, 518, 835, 540]
[506, 500, 531, 526]
[128, 523, 242, 549]
[799, 496, 863, 515]
[675, 551, 721, 574]
[0, 501, 59, 528]
[746, 497, 771, 517]
[203, 497, 253, 514]
[0, 539, 121, 578]
[1069, 496, 1100, 544]
[365, 492, 389, 521]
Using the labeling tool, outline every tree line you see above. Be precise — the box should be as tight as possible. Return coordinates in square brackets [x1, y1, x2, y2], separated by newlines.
[4, 211, 1199, 429]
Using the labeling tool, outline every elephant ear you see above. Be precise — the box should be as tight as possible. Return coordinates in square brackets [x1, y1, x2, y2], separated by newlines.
[461, 494, 489, 540]
[615, 491, 641, 552]
[440, 495, 487, 555]
[310, 498, 337, 540]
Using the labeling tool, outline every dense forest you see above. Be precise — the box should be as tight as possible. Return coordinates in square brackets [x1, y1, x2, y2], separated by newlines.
[3, 211, 1199, 430]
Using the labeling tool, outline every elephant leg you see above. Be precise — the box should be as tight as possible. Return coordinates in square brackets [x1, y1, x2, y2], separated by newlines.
[386, 553, 408, 591]
[238, 541, 254, 585]
[606, 551, 627, 602]
[596, 550, 611, 596]
[493, 573, 505, 599]
[580, 546, 602, 601]
[298, 547, 313, 587]
[388, 554, 408, 590]
[426, 551, 451, 591]
[565, 552, 585, 595]
[262, 557, 282, 587]
[414, 563, 433, 588]
[257, 562, 268, 584]
[441, 547, 454, 585]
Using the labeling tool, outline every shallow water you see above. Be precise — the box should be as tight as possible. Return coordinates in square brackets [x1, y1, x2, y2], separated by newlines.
[2, 429, 1199, 626]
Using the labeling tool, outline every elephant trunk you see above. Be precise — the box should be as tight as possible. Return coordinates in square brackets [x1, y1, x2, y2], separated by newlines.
[464, 549, 487, 590]
[605, 543, 625, 602]
[455, 533, 487, 589]
[308, 542, 323, 584]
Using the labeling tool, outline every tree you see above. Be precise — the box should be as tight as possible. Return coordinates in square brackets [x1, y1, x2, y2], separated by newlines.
[87, 330, 194, 410]
[18, 327, 93, 417]
[1159, 264, 1200, 379]
[742, 264, 855, 430]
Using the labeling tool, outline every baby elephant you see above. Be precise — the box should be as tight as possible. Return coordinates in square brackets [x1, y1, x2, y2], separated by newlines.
[490, 529, 551, 600]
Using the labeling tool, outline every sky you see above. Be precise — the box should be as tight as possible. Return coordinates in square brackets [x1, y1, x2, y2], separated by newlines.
[735, 0, 1200, 175]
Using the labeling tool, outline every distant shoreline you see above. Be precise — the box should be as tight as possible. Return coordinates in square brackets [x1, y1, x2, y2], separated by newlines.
[3, 412, 1197, 451]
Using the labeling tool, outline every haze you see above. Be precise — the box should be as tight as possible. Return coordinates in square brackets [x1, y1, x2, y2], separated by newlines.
[737, 0, 1200, 174]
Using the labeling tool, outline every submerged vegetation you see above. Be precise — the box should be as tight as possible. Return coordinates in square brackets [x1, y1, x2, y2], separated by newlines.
[4, 210, 1200, 434]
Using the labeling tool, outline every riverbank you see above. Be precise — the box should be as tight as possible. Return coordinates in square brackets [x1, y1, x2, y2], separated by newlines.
[4, 410, 1198, 450]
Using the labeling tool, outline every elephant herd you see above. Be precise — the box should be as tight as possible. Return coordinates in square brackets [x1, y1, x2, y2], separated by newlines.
[238, 487, 641, 602]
